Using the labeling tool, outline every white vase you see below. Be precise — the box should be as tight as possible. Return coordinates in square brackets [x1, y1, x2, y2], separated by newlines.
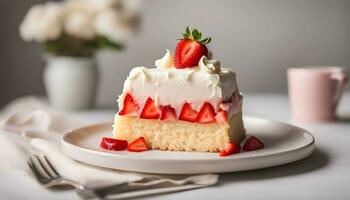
[44, 56, 98, 110]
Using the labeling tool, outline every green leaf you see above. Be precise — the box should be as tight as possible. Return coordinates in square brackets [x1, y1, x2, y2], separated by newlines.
[180, 27, 211, 44]
[192, 29, 200, 40]
[95, 36, 123, 50]
[182, 33, 189, 39]
[41, 33, 126, 57]
[200, 37, 211, 44]
[207, 37, 211, 43]
[186, 27, 190, 35]
[43, 34, 95, 57]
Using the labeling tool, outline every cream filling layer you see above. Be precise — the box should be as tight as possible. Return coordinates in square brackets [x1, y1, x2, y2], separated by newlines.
[118, 66, 242, 118]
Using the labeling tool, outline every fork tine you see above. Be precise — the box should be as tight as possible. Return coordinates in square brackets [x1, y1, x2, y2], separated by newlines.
[43, 155, 60, 177]
[27, 154, 87, 192]
[34, 155, 56, 179]
[30, 156, 50, 179]
[28, 157, 47, 183]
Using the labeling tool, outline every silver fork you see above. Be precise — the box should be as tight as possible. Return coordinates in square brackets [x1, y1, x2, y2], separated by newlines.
[27, 154, 205, 199]
[27, 154, 128, 199]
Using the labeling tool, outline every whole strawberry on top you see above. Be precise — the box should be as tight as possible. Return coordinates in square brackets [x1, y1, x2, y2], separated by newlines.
[174, 27, 211, 69]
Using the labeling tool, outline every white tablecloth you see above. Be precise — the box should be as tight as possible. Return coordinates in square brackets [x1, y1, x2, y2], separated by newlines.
[1, 93, 350, 200]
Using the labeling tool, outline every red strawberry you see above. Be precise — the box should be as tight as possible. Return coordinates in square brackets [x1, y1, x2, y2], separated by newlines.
[174, 27, 211, 68]
[219, 142, 241, 157]
[243, 136, 265, 152]
[160, 105, 177, 121]
[196, 102, 216, 123]
[127, 137, 150, 152]
[119, 93, 139, 115]
[100, 137, 128, 151]
[140, 98, 160, 119]
[215, 111, 228, 123]
[179, 103, 198, 122]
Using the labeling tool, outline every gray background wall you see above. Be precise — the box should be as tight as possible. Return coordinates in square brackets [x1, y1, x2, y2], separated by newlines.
[1, 0, 350, 108]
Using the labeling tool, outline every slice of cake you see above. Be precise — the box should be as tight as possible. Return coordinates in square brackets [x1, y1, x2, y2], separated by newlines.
[113, 27, 245, 152]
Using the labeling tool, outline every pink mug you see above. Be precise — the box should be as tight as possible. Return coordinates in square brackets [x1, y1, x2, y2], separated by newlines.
[288, 66, 348, 123]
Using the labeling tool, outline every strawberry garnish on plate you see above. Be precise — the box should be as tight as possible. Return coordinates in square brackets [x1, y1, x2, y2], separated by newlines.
[174, 27, 211, 68]
[119, 93, 139, 115]
[179, 103, 198, 122]
[100, 137, 128, 151]
[196, 102, 216, 123]
[219, 142, 241, 157]
[160, 105, 177, 121]
[140, 97, 160, 119]
[243, 136, 265, 152]
[127, 137, 150, 152]
[215, 111, 228, 123]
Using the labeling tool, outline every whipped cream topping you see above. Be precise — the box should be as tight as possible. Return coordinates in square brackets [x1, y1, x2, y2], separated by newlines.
[199, 56, 221, 74]
[155, 49, 174, 69]
[118, 50, 243, 118]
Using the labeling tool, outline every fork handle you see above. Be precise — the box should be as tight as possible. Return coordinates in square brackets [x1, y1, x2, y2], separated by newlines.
[48, 178, 87, 191]
[52, 179, 101, 200]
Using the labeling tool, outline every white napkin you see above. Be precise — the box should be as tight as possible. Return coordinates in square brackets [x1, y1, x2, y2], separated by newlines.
[0, 96, 218, 197]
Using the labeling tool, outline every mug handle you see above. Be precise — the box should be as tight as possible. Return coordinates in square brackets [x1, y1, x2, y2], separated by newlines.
[331, 71, 348, 111]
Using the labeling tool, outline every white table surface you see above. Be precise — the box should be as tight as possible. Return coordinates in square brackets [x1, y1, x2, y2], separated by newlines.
[1, 93, 350, 200]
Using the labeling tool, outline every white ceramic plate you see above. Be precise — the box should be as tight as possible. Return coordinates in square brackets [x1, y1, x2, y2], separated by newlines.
[62, 116, 315, 174]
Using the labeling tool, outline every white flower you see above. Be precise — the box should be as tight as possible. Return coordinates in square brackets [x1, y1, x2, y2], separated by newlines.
[19, 2, 63, 42]
[94, 8, 138, 43]
[19, 0, 140, 45]
[64, 11, 95, 39]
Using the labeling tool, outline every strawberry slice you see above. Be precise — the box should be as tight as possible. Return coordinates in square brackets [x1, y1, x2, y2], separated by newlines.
[196, 102, 216, 123]
[160, 105, 177, 121]
[219, 142, 241, 157]
[215, 111, 228, 123]
[179, 103, 198, 122]
[127, 137, 150, 152]
[140, 98, 160, 119]
[174, 27, 210, 68]
[243, 136, 265, 152]
[119, 93, 139, 115]
[100, 137, 128, 151]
